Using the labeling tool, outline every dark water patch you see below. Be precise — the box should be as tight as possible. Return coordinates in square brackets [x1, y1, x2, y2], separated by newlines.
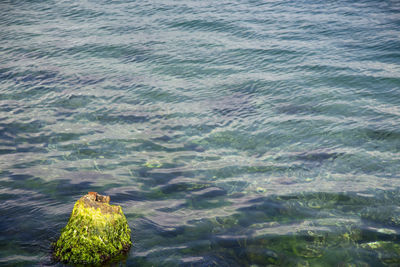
[59, 137, 136, 151]
[7, 69, 59, 85]
[287, 150, 344, 165]
[2, 133, 87, 157]
[207, 48, 305, 69]
[196, 131, 260, 151]
[67, 147, 102, 159]
[228, 47, 305, 65]
[0, 67, 16, 80]
[282, 192, 354, 212]
[134, 86, 194, 104]
[217, 181, 249, 195]
[364, 128, 400, 142]
[185, 192, 230, 211]
[275, 103, 317, 115]
[294, 63, 353, 75]
[104, 188, 171, 204]
[168, 19, 241, 34]
[65, 43, 152, 62]
[196, 164, 304, 182]
[1, 85, 57, 101]
[315, 101, 374, 118]
[52, 94, 96, 109]
[155, 203, 187, 214]
[4, 45, 56, 60]
[153, 63, 235, 79]
[46, 132, 86, 144]
[0, 120, 46, 139]
[58, 3, 106, 20]
[208, 92, 258, 120]
[75, 111, 152, 125]
[361, 206, 400, 228]
[364, 52, 400, 64]
[160, 181, 211, 195]
[237, 199, 289, 227]
[359, 37, 400, 55]
[135, 168, 194, 191]
[152, 135, 174, 142]
[2, 0, 400, 265]
[76, 75, 108, 86]
[11, 132, 83, 148]
[11, 159, 49, 169]
[326, 127, 400, 153]
[98, 24, 149, 35]
[222, 80, 264, 96]
[191, 187, 227, 200]
[108, 190, 146, 203]
[0, 148, 17, 155]
[0, 174, 95, 201]
[132, 140, 171, 153]
[314, 75, 400, 104]
[19, 72, 58, 85]
[161, 121, 217, 138]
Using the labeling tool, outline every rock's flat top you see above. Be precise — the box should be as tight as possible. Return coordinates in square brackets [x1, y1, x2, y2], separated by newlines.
[80, 192, 120, 214]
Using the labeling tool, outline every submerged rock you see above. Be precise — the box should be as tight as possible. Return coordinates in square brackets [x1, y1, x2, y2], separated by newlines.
[53, 192, 132, 264]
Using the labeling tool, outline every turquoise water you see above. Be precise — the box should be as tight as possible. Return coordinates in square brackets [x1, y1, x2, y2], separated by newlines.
[1, 0, 400, 265]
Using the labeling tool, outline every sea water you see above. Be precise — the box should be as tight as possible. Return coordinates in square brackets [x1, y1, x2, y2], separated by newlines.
[1, 0, 400, 265]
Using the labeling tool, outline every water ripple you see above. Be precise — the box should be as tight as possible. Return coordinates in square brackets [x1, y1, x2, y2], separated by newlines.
[1, 0, 400, 265]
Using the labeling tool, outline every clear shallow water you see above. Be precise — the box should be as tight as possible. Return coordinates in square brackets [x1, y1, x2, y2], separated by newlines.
[1, 0, 400, 265]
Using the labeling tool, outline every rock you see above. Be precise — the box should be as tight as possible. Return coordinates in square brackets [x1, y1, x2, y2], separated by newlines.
[53, 192, 132, 264]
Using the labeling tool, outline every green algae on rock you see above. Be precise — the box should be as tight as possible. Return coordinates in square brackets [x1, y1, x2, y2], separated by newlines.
[53, 192, 132, 264]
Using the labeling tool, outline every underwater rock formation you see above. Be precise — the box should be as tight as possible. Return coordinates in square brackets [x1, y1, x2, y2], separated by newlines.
[53, 192, 131, 264]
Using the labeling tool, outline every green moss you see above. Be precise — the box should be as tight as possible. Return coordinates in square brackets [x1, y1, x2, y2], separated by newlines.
[53, 195, 132, 264]
[144, 159, 162, 168]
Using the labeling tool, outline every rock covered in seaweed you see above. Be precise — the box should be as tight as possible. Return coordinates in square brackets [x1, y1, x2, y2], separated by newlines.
[53, 192, 132, 264]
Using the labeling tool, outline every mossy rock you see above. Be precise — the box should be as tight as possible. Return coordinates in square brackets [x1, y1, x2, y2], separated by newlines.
[53, 192, 132, 264]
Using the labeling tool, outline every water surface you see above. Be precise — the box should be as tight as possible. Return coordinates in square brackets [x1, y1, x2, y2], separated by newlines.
[1, 0, 400, 266]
